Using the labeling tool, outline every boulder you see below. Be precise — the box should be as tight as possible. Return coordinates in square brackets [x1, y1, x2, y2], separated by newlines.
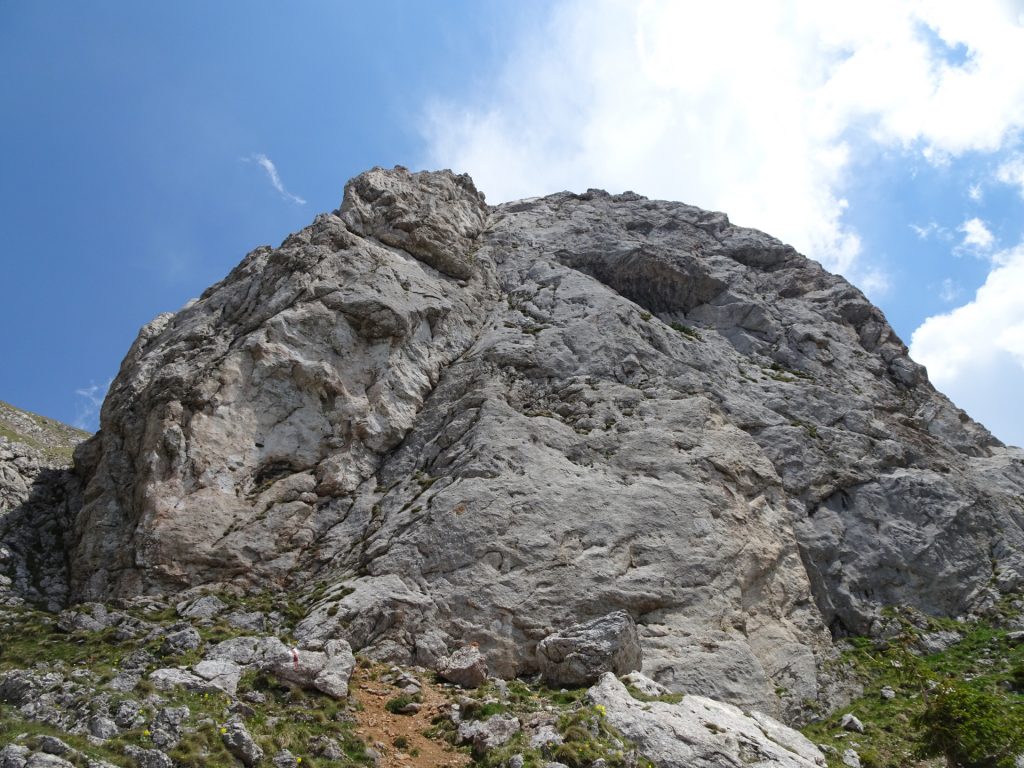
[457, 714, 522, 755]
[149, 668, 219, 694]
[159, 627, 201, 656]
[263, 639, 355, 699]
[25, 755, 75, 768]
[87, 716, 119, 740]
[177, 595, 226, 620]
[123, 746, 173, 768]
[438, 646, 488, 688]
[840, 713, 865, 733]
[0, 744, 29, 768]
[192, 659, 243, 696]
[537, 611, 642, 686]
[206, 635, 289, 666]
[221, 721, 264, 767]
[587, 673, 825, 768]
[917, 631, 962, 655]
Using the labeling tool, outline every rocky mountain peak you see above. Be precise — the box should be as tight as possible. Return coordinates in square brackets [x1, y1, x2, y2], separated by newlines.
[339, 166, 488, 279]
[4, 167, 1024, 725]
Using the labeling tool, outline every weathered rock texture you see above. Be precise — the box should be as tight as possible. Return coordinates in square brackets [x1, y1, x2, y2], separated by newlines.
[537, 610, 642, 686]
[17, 166, 1024, 719]
[588, 672, 826, 768]
[0, 402, 88, 609]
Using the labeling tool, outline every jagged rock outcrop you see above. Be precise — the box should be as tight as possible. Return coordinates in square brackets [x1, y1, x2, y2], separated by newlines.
[19, 166, 1024, 720]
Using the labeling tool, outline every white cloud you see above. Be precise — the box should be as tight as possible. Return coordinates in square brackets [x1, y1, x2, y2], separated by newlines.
[245, 153, 306, 205]
[911, 243, 1024, 447]
[997, 153, 1024, 197]
[959, 217, 995, 250]
[74, 379, 111, 431]
[910, 222, 951, 241]
[422, 0, 1024, 289]
[968, 183, 983, 202]
[938, 277, 960, 302]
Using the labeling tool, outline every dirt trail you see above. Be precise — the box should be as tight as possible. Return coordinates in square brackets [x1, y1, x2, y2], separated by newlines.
[351, 665, 471, 768]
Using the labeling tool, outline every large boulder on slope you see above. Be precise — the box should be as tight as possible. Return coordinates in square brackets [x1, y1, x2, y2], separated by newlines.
[537, 611, 642, 686]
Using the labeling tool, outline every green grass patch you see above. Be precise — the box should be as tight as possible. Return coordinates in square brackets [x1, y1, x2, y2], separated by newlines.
[802, 602, 1024, 768]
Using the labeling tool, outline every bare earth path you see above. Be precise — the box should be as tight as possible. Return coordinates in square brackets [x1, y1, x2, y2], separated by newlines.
[351, 665, 471, 768]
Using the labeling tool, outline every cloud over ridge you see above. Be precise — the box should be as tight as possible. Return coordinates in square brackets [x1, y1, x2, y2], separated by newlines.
[422, 0, 1024, 286]
[246, 153, 306, 205]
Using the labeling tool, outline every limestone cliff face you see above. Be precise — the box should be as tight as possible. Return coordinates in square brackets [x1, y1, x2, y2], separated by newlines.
[63, 167, 1024, 718]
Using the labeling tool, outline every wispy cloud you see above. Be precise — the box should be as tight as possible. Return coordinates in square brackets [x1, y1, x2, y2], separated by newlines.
[245, 153, 306, 205]
[997, 153, 1024, 198]
[73, 379, 111, 431]
[938, 277, 960, 302]
[959, 217, 995, 251]
[910, 222, 950, 241]
[967, 183, 983, 202]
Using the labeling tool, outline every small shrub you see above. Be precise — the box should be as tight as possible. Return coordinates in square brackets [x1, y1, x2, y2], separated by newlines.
[669, 321, 701, 340]
[385, 693, 421, 714]
[461, 699, 508, 720]
[1009, 661, 1024, 692]
[913, 680, 1024, 768]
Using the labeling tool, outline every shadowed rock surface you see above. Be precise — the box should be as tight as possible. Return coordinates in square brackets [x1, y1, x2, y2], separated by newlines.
[0, 402, 88, 609]
[10, 166, 1024, 722]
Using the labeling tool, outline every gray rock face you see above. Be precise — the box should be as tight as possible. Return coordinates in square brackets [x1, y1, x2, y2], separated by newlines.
[42, 166, 1024, 720]
[149, 706, 189, 749]
[536, 610, 642, 686]
[0, 446, 78, 611]
[587, 673, 825, 767]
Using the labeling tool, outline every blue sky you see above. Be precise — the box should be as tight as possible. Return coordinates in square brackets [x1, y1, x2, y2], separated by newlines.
[2, 2, 1024, 448]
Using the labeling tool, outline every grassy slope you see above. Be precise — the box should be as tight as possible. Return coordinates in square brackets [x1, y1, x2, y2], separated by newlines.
[800, 601, 1024, 767]
[0, 399, 91, 462]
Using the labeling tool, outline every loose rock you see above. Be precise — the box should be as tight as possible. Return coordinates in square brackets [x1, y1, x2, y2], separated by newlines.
[537, 611, 642, 686]
[438, 646, 489, 689]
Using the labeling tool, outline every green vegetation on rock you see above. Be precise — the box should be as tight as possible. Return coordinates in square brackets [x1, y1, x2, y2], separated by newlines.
[801, 599, 1024, 768]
